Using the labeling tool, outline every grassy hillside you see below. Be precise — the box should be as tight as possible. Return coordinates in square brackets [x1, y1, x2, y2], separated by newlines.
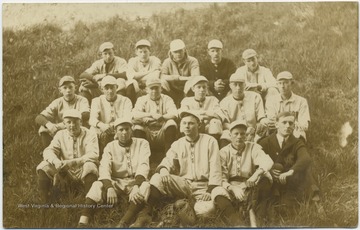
[3, 2, 358, 228]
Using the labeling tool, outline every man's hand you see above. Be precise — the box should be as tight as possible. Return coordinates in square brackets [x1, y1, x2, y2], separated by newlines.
[93, 73, 106, 82]
[151, 113, 164, 122]
[98, 123, 113, 135]
[214, 79, 225, 92]
[46, 122, 59, 136]
[143, 117, 156, 125]
[229, 185, 247, 201]
[81, 79, 96, 88]
[279, 170, 294, 184]
[56, 122, 66, 130]
[129, 185, 144, 205]
[160, 168, 172, 186]
[107, 188, 118, 205]
[246, 174, 260, 187]
[271, 168, 282, 181]
[198, 192, 211, 201]
[53, 160, 63, 171]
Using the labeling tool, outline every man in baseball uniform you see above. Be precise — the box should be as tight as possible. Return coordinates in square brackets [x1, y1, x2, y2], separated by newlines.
[219, 73, 268, 147]
[132, 76, 178, 161]
[200, 39, 237, 100]
[161, 39, 200, 107]
[214, 120, 274, 226]
[77, 118, 151, 228]
[79, 42, 129, 104]
[35, 76, 90, 149]
[89, 75, 133, 156]
[126, 39, 162, 105]
[265, 71, 310, 141]
[36, 109, 98, 203]
[129, 110, 224, 227]
[179, 75, 225, 141]
[234, 49, 278, 103]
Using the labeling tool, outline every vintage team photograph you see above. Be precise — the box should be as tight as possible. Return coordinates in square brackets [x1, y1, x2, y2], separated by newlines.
[2, 2, 358, 228]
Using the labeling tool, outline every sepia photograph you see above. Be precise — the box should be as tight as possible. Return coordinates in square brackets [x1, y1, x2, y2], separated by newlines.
[2, 1, 358, 228]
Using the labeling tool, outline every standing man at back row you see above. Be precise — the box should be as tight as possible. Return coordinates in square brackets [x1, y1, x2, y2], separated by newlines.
[200, 39, 237, 100]
[235, 49, 278, 103]
[161, 39, 200, 107]
[79, 42, 129, 104]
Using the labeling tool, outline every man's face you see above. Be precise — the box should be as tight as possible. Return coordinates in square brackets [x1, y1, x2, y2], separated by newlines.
[136, 47, 151, 62]
[192, 81, 208, 99]
[244, 56, 259, 72]
[171, 49, 186, 62]
[208, 48, 222, 63]
[63, 117, 81, 137]
[230, 82, 245, 98]
[101, 49, 115, 63]
[147, 85, 162, 100]
[102, 84, 118, 101]
[276, 115, 295, 137]
[59, 82, 76, 101]
[116, 124, 132, 143]
[230, 126, 247, 147]
[180, 115, 199, 137]
[277, 79, 293, 95]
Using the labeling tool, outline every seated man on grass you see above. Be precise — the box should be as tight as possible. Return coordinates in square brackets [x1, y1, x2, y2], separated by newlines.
[35, 76, 89, 149]
[36, 109, 98, 203]
[179, 75, 225, 141]
[258, 111, 320, 218]
[77, 118, 151, 228]
[132, 76, 178, 162]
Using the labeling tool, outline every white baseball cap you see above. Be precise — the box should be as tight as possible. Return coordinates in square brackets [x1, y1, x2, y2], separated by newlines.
[170, 39, 186, 52]
[277, 71, 293, 80]
[63, 109, 81, 119]
[190, 76, 208, 88]
[179, 110, 201, 123]
[229, 120, 248, 131]
[99, 42, 114, 52]
[146, 76, 162, 87]
[242, 49, 257, 59]
[101, 75, 117, 86]
[229, 73, 245, 83]
[114, 117, 133, 128]
[135, 39, 151, 48]
[208, 39, 223, 49]
[59, 76, 75, 87]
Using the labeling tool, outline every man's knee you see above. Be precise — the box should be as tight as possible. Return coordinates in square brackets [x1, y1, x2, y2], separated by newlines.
[208, 118, 223, 135]
[86, 181, 104, 203]
[81, 162, 99, 180]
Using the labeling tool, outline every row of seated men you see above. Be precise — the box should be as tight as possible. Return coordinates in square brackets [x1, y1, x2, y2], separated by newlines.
[36, 108, 319, 228]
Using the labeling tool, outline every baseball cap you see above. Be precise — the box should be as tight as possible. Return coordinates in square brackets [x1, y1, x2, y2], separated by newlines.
[59, 76, 75, 87]
[179, 110, 201, 123]
[146, 76, 162, 87]
[101, 75, 117, 86]
[229, 120, 248, 131]
[63, 109, 81, 119]
[229, 73, 245, 83]
[208, 39, 223, 49]
[190, 76, 208, 88]
[99, 42, 114, 52]
[277, 71, 293, 80]
[114, 117, 133, 128]
[242, 49, 257, 59]
[135, 39, 151, 48]
[170, 39, 186, 52]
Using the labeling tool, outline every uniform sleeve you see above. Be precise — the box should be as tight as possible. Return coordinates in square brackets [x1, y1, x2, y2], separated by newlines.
[212, 97, 227, 121]
[152, 57, 162, 70]
[161, 59, 171, 75]
[251, 144, 273, 172]
[297, 97, 310, 129]
[43, 132, 62, 165]
[208, 137, 222, 186]
[40, 99, 59, 121]
[89, 98, 101, 127]
[123, 97, 133, 116]
[98, 144, 113, 180]
[85, 60, 101, 75]
[219, 148, 231, 189]
[255, 94, 266, 122]
[180, 98, 191, 110]
[219, 99, 230, 123]
[126, 58, 137, 81]
[263, 68, 277, 89]
[265, 96, 278, 122]
[135, 140, 151, 179]
[81, 131, 99, 163]
[164, 96, 177, 116]
[156, 141, 178, 173]
[190, 58, 200, 76]
[115, 58, 128, 74]
[78, 96, 90, 113]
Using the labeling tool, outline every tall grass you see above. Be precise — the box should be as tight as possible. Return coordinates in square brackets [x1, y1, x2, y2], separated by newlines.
[3, 2, 358, 228]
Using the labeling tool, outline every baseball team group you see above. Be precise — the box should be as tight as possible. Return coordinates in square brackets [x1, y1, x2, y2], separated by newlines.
[34, 38, 320, 227]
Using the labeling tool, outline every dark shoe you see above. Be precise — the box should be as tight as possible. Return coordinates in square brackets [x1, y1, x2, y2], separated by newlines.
[116, 221, 129, 228]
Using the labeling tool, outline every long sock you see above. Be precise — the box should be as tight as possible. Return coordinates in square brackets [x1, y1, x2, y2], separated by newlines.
[38, 170, 51, 203]
[80, 198, 97, 220]
[40, 133, 53, 149]
[147, 185, 162, 207]
[214, 195, 242, 226]
[83, 173, 97, 194]
[164, 126, 177, 152]
[126, 84, 137, 107]
[120, 202, 145, 225]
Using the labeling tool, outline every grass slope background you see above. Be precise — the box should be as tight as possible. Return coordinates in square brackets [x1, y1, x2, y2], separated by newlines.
[3, 2, 358, 228]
